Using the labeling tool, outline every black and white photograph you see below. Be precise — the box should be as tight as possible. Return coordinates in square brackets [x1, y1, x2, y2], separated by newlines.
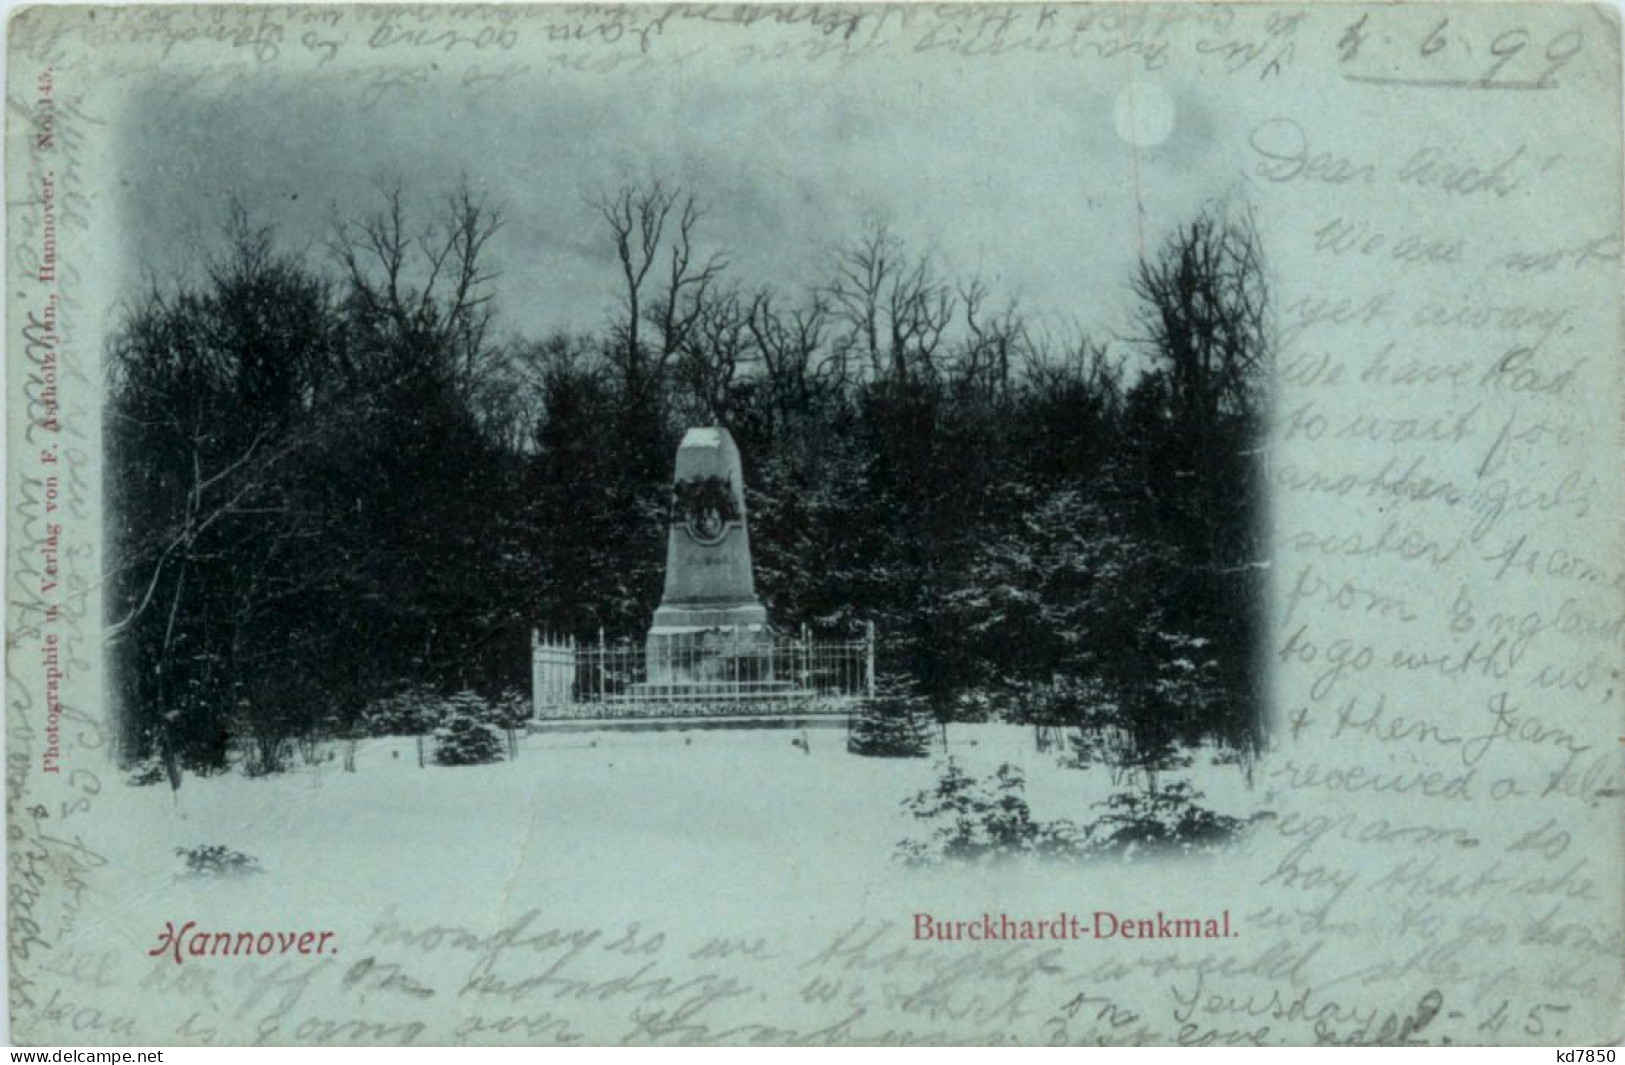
[105, 47, 1272, 873]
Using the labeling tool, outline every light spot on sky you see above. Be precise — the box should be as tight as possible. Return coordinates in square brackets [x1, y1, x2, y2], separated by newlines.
[1114, 81, 1178, 149]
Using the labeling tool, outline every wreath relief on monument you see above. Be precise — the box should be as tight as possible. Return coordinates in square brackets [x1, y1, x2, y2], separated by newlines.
[670, 474, 741, 545]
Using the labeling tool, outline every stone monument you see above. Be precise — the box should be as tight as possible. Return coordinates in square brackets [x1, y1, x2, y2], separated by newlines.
[642, 427, 785, 694]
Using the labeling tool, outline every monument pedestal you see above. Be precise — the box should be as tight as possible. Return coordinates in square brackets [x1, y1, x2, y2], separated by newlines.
[639, 610, 804, 699]
[645, 603, 771, 685]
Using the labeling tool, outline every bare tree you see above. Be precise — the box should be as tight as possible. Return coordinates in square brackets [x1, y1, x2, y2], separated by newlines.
[328, 178, 505, 394]
[827, 222, 895, 380]
[955, 277, 1027, 399]
[827, 222, 955, 385]
[886, 253, 954, 383]
[593, 181, 728, 405]
[468, 341, 539, 454]
[673, 285, 751, 423]
[107, 213, 346, 768]
[1021, 330, 1122, 409]
[746, 288, 831, 424]
[1131, 204, 1270, 428]
[1130, 202, 1271, 606]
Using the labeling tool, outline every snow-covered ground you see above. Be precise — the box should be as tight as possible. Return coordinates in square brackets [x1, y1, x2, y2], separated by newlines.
[56, 724, 1272, 1043]
[112, 723, 1259, 921]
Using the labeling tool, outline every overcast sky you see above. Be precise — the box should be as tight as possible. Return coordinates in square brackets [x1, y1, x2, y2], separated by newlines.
[116, 57, 1245, 354]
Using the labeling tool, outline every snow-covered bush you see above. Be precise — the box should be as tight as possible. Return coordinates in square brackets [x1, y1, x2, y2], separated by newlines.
[898, 761, 1091, 866]
[898, 762, 1249, 866]
[364, 686, 446, 736]
[441, 689, 491, 723]
[847, 676, 933, 758]
[1080, 779, 1245, 858]
[432, 711, 505, 767]
[177, 844, 262, 877]
[950, 690, 999, 723]
[126, 757, 167, 787]
[489, 689, 531, 730]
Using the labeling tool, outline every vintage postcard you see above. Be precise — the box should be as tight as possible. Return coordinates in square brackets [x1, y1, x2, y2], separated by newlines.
[6, 1, 1622, 1047]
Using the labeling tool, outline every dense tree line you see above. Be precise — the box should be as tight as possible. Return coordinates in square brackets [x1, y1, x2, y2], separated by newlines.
[107, 183, 1269, 773]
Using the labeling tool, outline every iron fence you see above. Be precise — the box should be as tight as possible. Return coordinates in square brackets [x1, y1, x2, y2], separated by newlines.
[531, 624, 875, 720]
